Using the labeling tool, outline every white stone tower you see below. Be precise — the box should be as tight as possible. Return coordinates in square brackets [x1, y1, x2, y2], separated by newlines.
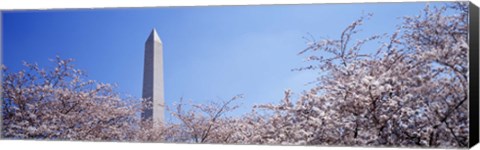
[142, 28, 165, 125]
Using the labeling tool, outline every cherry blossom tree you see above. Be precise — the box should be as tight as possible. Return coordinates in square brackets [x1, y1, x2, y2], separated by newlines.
[2, 56, 143, 141]
[1, 56, 244, 143]
[166, 95, 243, 143]
[229, 2, 469, 148]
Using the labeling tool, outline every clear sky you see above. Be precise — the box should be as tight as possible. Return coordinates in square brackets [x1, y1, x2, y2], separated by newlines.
[2, 2, 446, 120]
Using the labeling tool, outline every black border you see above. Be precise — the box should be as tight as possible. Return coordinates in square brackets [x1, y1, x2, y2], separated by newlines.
[469, 1, 479, 148]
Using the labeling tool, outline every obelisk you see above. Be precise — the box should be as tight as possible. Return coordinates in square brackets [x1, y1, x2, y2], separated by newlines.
[142, 28, 165, 125]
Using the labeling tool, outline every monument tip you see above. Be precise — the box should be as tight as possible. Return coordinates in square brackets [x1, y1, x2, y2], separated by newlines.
[147, 28, 162, 44]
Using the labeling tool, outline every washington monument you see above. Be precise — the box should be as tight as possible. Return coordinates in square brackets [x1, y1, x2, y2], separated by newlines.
[141, 28, 165, 125]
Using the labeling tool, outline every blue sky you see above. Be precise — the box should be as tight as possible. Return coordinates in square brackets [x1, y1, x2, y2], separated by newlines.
[2, 2, 446, 120]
